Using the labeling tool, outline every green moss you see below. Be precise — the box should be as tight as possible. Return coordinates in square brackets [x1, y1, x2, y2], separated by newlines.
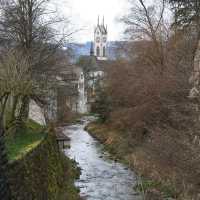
[8, 132, 81, 200]
[6, 119, 81, 199]
[59, 156, 81, 200]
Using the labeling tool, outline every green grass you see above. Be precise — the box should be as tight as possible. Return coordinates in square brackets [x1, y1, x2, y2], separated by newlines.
[5, 119, 46, 161]
[135, 178, 177, 199]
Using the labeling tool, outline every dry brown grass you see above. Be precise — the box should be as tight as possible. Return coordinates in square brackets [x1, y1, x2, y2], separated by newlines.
[86, 120, 200, 199]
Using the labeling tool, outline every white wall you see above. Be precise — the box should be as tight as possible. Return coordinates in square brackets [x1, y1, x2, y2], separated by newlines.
[29, 100, 46, 125]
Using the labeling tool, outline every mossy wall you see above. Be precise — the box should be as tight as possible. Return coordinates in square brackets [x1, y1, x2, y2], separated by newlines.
[7, 133, 69, 200]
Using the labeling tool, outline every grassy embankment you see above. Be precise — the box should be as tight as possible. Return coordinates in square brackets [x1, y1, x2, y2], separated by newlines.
[5, 119, 81, 200]
[86, 121, 179, 200]
[5, 119, 45, 161]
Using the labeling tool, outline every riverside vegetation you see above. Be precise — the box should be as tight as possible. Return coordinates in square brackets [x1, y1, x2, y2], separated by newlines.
[1, 0, 200, 199]
[0, 0, 81, 199]
[87, 0, 200, 199]
[5, 119, 81, 200]
[86, 121, 179, 200]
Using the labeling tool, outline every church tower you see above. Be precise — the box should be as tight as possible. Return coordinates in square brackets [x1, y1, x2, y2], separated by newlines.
[94, 16, 108, 60]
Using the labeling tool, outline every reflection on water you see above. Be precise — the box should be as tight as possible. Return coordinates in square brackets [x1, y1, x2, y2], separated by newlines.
[64, 118, 142, 200]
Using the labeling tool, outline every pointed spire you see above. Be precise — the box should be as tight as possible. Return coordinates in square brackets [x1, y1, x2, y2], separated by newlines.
[98, 15, 99, 26]
[102, 16, 104, 26]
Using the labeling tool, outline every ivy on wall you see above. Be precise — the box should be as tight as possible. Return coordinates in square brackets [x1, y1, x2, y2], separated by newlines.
[7, 132, 80, 200]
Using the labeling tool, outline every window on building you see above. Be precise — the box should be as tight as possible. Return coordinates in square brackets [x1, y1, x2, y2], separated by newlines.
[96, 37, 100, 43]
[97, 47, 100, 57]
[103, 47, 106, 57]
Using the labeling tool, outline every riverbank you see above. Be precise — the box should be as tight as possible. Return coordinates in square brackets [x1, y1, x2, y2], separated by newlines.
[6, 120, 81, 200]
[86, 121, 198, 200]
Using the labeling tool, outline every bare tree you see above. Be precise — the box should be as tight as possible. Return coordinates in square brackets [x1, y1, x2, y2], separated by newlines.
[93, 0, 199, 197]
[0, 50, 33, 200]
[0, 0, 72, 125]
[122, 0, 169, 74]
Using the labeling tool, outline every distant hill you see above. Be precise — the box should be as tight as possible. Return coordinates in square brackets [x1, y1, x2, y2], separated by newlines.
[66, 41, 126, 62]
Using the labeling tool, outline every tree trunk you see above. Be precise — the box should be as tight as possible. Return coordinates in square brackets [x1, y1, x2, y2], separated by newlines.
[8, 95, 20, 131]
[17, 96, 30, 130]
[10, 95, 19, 123]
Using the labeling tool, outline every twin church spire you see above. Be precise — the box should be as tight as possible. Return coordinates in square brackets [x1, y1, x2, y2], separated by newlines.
[97, 16, 106, 28]
[91, 16, 108, 60]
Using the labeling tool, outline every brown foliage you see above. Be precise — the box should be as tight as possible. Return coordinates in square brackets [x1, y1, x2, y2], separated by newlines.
[96, 0, 200, 197]
[105, 32, 194, 132]
[101, 0, 198, 134]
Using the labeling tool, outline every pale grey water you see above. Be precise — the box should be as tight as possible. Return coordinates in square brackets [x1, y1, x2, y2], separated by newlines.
[63, 118, 142, 200]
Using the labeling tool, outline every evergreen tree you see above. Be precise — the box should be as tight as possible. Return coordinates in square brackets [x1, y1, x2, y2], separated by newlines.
[91, 89, 112, 123]
[169, 0, 200, 57]
[169, 0, 200, 35]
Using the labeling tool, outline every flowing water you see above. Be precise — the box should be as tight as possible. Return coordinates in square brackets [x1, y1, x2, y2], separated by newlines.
[63, 118, 142, 200]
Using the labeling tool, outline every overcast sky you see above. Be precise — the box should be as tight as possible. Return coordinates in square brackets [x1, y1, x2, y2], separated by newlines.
[53, 0, 171, 43]
[53, 0, 130, 43]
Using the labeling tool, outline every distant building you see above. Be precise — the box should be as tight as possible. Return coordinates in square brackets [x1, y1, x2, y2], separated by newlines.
[94, 16, 108, 60]
[56, 65, 88, 115]
[75, 66, 88, 114]
[30, 64, 88, 124]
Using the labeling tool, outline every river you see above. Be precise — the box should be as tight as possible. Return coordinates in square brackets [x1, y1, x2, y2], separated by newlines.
[63, 118, 142, 200]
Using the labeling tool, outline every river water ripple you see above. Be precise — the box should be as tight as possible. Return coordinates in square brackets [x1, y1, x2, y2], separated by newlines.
[64, 118, 142, 200]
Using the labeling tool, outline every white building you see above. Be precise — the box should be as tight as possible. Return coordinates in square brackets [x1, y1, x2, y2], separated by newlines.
[77, 68, 88, 113]
[94, 16, 108, 61]
[57, 65, 88, 114]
